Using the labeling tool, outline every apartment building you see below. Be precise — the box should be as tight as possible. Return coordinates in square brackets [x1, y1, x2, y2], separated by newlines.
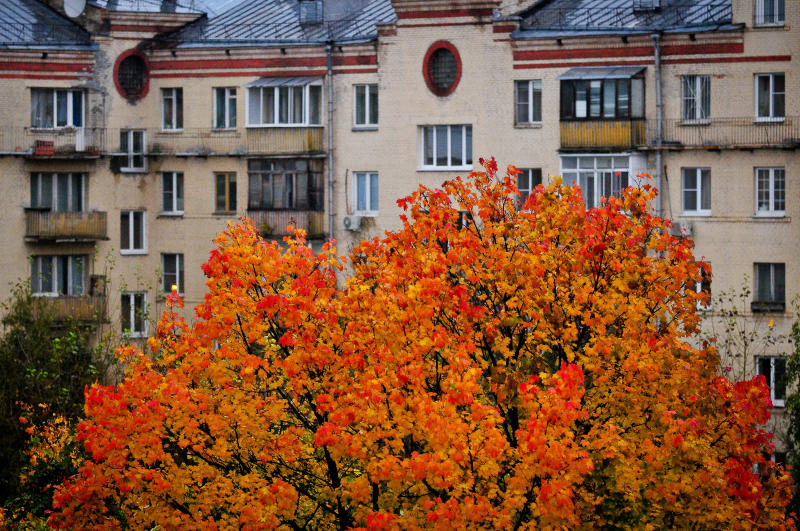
[0, 0, 796, 415]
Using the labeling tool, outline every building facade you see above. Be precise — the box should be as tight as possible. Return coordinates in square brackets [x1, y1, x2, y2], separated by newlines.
[0, 0, 796, 420]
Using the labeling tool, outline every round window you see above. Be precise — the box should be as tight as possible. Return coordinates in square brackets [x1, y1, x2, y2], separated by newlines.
[423, 41, 462, 97]
[114, 51, 149, 100]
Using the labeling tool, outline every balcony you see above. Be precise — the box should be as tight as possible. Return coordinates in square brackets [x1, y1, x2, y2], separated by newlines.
[25, 209, 108, 242]
[560, 120, 646, 150]
[649, 117, 800, 150]
[0, 127, 104, 158]
[33, 295, 107, 323]
[247, 210, 326, 239]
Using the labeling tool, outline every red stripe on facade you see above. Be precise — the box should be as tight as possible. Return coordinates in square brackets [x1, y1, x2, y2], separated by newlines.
[150, 55, 376, 71]
[0, 62, 92, 73]
[0, 73, 86, 80]
[149, 69, 328, 78]
[397, 21, 492, 28]
[513, 42, 743, 61]
[396, 8, 494, 19]
[513, 60, 655, 69]
[493, 24, 517, 33]
[334, 68, 379, 74]
[513, 54, 790, 69]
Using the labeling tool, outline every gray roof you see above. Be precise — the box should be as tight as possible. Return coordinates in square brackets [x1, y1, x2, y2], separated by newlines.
[517, 0, 734, 36]
[89, 0, 222, 15]
[0, 0, 92, 48]
[162, 0, 397, 46]
[558, 65, 646, 79]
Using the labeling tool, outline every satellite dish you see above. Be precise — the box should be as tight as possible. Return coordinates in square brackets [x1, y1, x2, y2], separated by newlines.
[64, 0, 86, 18]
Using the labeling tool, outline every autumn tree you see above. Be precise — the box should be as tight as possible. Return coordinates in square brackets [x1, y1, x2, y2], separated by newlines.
[49, 159, 793, 529]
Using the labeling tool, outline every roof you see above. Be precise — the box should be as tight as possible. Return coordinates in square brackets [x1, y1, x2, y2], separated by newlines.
[246, 75, 322, 87]
[516, 0, 734, 36]
[0, 0, 92, 48]
[89, 0, 230, 15]
[162, 0, 397, 46]
[558, 65, 646, 79]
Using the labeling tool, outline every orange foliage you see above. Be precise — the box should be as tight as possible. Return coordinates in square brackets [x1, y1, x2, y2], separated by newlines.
[50, 159, 793, 529]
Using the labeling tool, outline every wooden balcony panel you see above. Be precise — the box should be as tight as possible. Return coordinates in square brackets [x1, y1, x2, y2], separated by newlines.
[33, 295, 107, 322]
[25, 210, 108, 242]
[246, 210, 326, 238]
[560, 120, 646, 150]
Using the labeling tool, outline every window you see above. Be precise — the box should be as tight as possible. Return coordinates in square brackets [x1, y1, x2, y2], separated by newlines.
[755, 0, 785, 25]
[755, 74, 785, 120]
[517, 168, 542, 206]
[696, 266, 712, 311]
[162, 253, 184, 294]
[560, 77, 643, 120]
[121, 292, 147, 337]
[354, 84, 378, 128]
[420, 125, 472, 170]
[120, 210, 146, 254]
[299, 0, 323, 24]
[120, 130, 145, 172]
[753, 263, 785, 312]
[681, 75, 710, 122]
[515, 80, 542, 125]
[247, 83, 321, 126]
[755, 167, 785, 216]
[247, 159, 324, 211]
[423, 41, 461, 97]
[560, 155, 633, 209]
[354, 172, 378, 216]
[31, 255, 85, 296]
[30, 173, 84, 212]
[162, 88, 183, 130]
[757, 356, 786, 407]
[31, 88, 84, 129]
[682, 168, 711, 215]
[117, 54, 147, 99]
[161, 172, 184, 215]
[213, 87, 236, 129]
[215, 173, 237, 213]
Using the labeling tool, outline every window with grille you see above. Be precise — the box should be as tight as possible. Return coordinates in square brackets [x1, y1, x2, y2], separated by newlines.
[423, 42, 461, 96]
[118, 55, 147, 98]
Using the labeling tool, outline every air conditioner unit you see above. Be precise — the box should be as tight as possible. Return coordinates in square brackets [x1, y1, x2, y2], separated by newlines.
[342, 215, 362, 231]
[670, 221, 693, 238]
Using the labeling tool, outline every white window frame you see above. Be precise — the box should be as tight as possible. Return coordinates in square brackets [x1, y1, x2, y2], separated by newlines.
[559, 154, 639, 209]
[695, 266, 712, 311]
[353, 84, 378, 129]
[30, 173, 85, 212]
[754, 0, 785, 26]
[120, 129, 146, 172]
[161, 172, 184, 216]
[517, 168, 542, 207]
[162, 253, 184, 295]
[757, 356, 786, 407]
[353, 171, 378, 216]
[754, 73, 785, 121]
[121, 291, 147, 338]
[681, 167, 712, 216]
[120, 210, 147, 255]
[246, 83, 322, 127]
[161, 88, 183, 131]
[755, 167, 785, 217]
[30, 88, 84, 129]
[419, 125, 473, 171]
[31, 255, 85, 296]
[681, 75, 710, 123]
[515, 80, 542, 125]
[213, 87, 237, 129]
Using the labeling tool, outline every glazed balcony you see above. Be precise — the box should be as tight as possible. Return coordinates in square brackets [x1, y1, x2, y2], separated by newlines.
[33, 295, 107, 322]
[247, 210, 326, 239]
[560, 119, 646, 150]
[25, 209, 108, 242]
[650, 117, 800, 150]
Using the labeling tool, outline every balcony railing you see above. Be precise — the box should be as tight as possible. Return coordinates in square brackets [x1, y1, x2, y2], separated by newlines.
[247, 210, 326, 239]
[32, 295, 107, 322]
[560, 120, 646, 150]
[25, 209, 108, 242]
[650, 117, 800, 149]
[0, 126, 326, 157]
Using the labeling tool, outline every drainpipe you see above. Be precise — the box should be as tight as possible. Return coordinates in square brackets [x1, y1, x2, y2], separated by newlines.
[651, 32, 663, 218]
[326, 43, 335, 242]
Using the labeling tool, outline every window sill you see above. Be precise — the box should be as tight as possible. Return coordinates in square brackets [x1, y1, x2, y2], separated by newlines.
[158, 129, 184, 134]
[120, 168, 147, 174]
[753, 212, 786, 219]
[752, 22, 785, 29]
[213, 211, 237, 216]
[120, 250, 148, 256]
[158, 212, 184, 218]
[754, 117, 785, 124]
[681, 211, 711, 217]
[211, 127, 238, 132]
[352, 125, 378, 132]
[515, 122, 543, 129]
[125, 332, 148, 339]
[679, 120, 711, 126]
[354, 212, 379, 218]
[418, 165, 473, 172]
[245, 124, 323, 129]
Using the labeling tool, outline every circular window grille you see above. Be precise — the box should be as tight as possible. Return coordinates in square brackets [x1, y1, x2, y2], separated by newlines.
[115, 53, 148, 99]
[423, 41, 461, 97]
